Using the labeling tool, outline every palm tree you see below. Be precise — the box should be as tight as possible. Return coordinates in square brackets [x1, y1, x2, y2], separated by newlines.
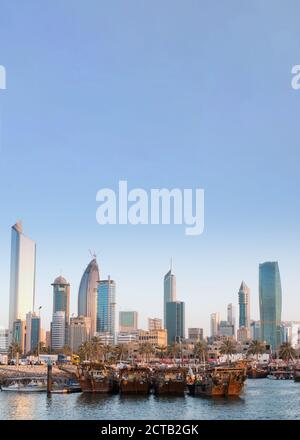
[91, 336, 103, 361]
[247, 340, 265, 361]
[63, 345, 72, 356]
[167, 343, 181, 362]
[9, 341, 21, 365]
[139, 343, 154, 363]
[156, 345, 167, 360]
[193, 341, 207, 363]
[113, 344, 128, 362]
[78, 341, 92, 361]
[102, 344, 113, 362]
[279, 342, 296, 362]
[220, 338, 236, 364]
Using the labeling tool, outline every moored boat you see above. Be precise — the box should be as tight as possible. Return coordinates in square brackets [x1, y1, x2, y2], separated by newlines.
[247, 365, 268, 379]
[153, 367, 186, 395]
[1, 378, 47, 392]
[187, 363, 247, 397]
[119, 366, 150, 395]
[77, 363, 118, 393]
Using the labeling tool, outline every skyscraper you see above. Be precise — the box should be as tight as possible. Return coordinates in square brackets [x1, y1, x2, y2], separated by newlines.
[227, 303, 236, 333]
[51, 311, 65, 351]
[166, 301, 185, 345]
[52, 276, 70, 344]
[259, 261, 282, 351]
[69, 316, 91, 352]
[12, 319, 26, 354]
[119, 311, 138, 333]
[97, 277, 116, 337]
[8, 222, 36, 341]
[78, 258, 99, 337]
[52, 276, 70, 322]
[238, 281, 250, 330]
[26, 312, 40, 353]
[210, 312, 220, 337]
[163, 266, 176, 328]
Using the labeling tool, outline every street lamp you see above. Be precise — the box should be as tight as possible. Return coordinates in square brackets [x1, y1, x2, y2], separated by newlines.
[37, 306, 42, 363]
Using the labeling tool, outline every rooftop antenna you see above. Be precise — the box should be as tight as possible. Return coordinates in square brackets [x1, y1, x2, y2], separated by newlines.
[89, 249, 97, 259]
[170, 257, 173, 272]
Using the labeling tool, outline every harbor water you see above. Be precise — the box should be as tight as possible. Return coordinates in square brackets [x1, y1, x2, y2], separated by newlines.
[0, 379, 300, 420]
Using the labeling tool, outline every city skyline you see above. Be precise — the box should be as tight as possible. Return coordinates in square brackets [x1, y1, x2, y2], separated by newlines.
[0, 220, 299, 336]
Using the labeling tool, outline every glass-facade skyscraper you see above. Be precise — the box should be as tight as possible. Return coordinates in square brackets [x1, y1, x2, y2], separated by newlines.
[119, 311, 138, 333]
[8, 222, 36, 342]
[78, 258, 99, 337]
[166, 301, 185, 345]
[259, 261, 282, 351]
[163, 268, 176, 328]
[52, 276, 70, 322]
[238, 281, 250, 329]
[97, 277, 116, 337]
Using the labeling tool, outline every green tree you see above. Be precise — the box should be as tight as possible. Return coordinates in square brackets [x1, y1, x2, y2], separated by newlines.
[247, 340, 265, 360]
[193, 341, 207, 363]
[220, 338, 236, 364]
[279, 342, 296, 361]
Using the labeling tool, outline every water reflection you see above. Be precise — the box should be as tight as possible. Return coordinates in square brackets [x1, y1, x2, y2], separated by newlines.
[1, 380, 300, 420]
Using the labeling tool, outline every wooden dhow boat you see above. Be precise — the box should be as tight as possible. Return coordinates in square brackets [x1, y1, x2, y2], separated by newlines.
[247, 364, 268, 379]
[187, 362, 247, 397]
[152, 367, 186, 396]
[119, 366, 151, 395]
[77, 363, 119, 393]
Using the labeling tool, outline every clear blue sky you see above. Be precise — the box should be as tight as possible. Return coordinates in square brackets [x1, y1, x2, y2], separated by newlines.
[0, 1, 300, 335]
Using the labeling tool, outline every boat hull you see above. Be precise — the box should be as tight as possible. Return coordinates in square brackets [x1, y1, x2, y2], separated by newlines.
[120, 379, 150, 395]
[154, 380, 185, 396]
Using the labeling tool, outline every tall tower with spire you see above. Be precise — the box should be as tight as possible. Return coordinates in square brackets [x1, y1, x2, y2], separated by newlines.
[78, 258, 99, 337]
[163, 260, 176, 328]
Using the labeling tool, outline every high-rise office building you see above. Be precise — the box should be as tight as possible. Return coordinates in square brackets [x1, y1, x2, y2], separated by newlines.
[69, 316, 91, 352]
[219, 321, 234, 337]
[119, 311, 138, 333]
[52, 276, 70, 344]
[210, 313, 220, 337]
[238, 281, 250, 330]
[12, 319, 26, 354]
[8, 222, 36, 341]
[78, 258, 99, 337]
[188, 328, 204, 341]
[259, 262, 282, 351]
[148, 318, 162, 331]
[97, 277, 116, 337]
[0, 327, 9, 353]
[163, 267, 176, 328]
[166, 301, 185, 345]
[52, 276, 70, 322]
[250, 320, 261, 341]
[25, 312, 40, 353]
[227, 303, 236, 334]
[51, 311, 65, 351]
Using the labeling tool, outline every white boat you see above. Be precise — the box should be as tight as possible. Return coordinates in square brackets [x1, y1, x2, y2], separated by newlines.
[1, 379, 47, 392]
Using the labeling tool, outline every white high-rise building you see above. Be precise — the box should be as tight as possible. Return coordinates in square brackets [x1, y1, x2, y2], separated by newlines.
[8, 222, 36, 342]
[0, 327, 9, 353]
[210, 313, 220, 337]
[51, 311, 65, 351]
[227, 303, 236, 336]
